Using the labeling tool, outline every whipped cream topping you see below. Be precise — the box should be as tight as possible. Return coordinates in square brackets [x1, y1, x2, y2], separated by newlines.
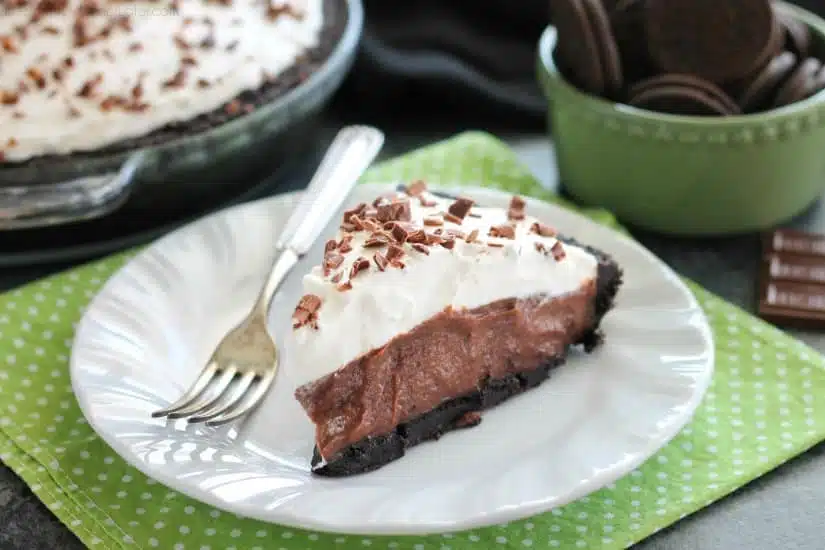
[286, 185, 599, 388]
[0, 0, 323, 162]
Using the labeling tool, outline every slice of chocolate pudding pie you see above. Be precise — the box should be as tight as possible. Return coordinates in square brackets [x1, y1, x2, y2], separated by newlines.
[288, 182, 623, 476]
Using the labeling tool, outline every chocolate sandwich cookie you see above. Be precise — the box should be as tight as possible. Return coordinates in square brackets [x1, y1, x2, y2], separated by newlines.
[806, 65, 825, 100]
[609, 0, 653, 85]
[778, 11, 812, 58]
[773, 57, 822, 107]
[764, 12, 788, 66]
[644, 0, 777, 83]
[629, 74, 741, 115]
[599, 0, 623, 11]
[628, 84, 737, 116]
[551, 0, 605, 94]
[581, 0, 624, 97]
[738, 51, 798, 113]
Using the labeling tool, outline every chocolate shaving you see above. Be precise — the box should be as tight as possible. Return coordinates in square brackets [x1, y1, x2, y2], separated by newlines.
[373, 253, 388, 271]
[323, 252, 345, 275]
[292, 308, 311, 328]
[391, 199, 412, 222]
[487, 242, 504, 248]
[348, 215, 365, 231]
[162, 69, 186, 89]
[443, 212, 463, 225]
[362, 218, 381, 232]
[530, 222, 556, 237]
[330, 272, 343, 283]
[1, 35, 19, 54]
[324, 239, 337, 253]
[466, 229, 480, 243]
[336, 281, 353, 292]
[440, 237, 456, 250]
[0, 91, 19, 105]
[405, 180, 427, 196]
[292, 294, 322, 329]
[489, 224, 516, 239]
[391, 224, 409, 244]
[386, 244, 405, 261]
[296, 294, 321, 313]
[508, 196, 527, 221]
[338, 235, 354, 254]
[26, 67, 46, 89]
[448, 197, 474, 220]
[535, 242, 547, 254]
[76, 73, 103, 98]
[364, 233, 390, 248]
[423, 215, 443, 226]
[425, 233, 444, 246]
[406, 229, 427, 244]
[411, 243, 430, 255]
[376, 203, 395, 223]
[349, 256, 370, 279]
[343, 203, 367, 223]
[551, 241, 566, 261]
[372, 194, 393, 207]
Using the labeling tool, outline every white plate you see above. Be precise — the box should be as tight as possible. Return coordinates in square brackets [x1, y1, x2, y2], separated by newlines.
[70, 184, 714, 535]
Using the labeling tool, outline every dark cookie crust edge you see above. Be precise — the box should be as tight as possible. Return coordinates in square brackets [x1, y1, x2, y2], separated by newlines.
[0, 0, 346, 170]
[310, 243, 623, 477]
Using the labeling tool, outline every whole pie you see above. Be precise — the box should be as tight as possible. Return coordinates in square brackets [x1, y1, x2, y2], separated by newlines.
[0, 0, 344, 165]
[287, 182, 624, 476]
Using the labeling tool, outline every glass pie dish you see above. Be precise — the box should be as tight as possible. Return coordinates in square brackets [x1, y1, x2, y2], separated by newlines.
[0, 0, 363, 231]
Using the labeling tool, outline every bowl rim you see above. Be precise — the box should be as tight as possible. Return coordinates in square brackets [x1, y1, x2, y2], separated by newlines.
[537, 0, 825, 126]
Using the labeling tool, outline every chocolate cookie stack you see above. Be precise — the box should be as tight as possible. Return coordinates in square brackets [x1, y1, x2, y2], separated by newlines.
[551, 0, 825, 115]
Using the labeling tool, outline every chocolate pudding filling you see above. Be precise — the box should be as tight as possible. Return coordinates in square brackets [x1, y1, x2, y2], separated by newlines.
[297, 281, 597, 459]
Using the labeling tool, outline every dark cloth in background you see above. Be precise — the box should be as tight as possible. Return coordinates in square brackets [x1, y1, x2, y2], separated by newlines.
[334, 0, 551, 130]
[334, 0, 825, 132]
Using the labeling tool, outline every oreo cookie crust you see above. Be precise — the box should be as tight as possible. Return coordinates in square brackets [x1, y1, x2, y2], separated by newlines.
[644, 0, 776, 83]
[807, 64, 825, 100]
[311, 243, 623, 477]
[551, 0, 606, 95]
[778, 11, 812, 58]
[0, 0, 347, 170]
[774, 57, 822, 107]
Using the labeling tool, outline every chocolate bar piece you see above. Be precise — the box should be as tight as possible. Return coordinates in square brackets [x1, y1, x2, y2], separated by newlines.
[763, 228, 825, 257]
[758, 228, 825, 328]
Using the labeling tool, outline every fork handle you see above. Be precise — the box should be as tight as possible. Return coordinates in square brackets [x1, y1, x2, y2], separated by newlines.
[275, 125, 385, 255]
[252, 125, 384, 316]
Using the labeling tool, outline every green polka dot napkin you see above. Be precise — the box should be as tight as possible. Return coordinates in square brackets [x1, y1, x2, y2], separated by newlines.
[2, 131, 825, 550]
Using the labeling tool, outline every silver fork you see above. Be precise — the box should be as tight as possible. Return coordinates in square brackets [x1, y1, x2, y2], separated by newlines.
[151, 125, 385, 426]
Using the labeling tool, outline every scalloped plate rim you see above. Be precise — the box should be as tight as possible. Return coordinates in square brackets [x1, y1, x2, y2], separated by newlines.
[70, 183, 715, 535]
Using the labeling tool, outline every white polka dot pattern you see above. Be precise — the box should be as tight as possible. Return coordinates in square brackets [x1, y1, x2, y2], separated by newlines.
[1, 132, 824, 549]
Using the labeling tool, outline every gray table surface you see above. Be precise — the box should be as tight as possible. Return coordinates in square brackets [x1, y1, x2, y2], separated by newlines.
[2, 128, 825, 549]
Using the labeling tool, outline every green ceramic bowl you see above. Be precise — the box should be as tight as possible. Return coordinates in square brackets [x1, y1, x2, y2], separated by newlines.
[537, 1, 825, 236]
